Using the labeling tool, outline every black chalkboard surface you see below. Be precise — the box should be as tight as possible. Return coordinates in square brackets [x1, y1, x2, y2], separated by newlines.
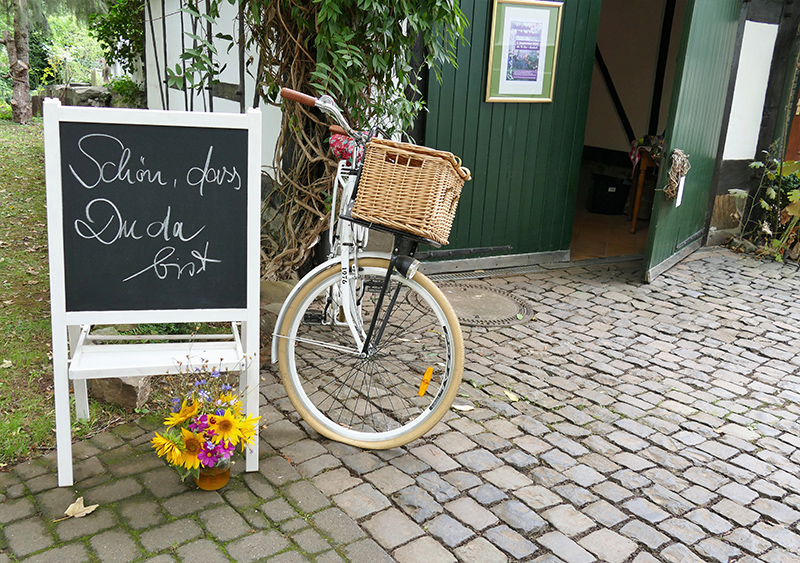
[59, 121, 248, 312]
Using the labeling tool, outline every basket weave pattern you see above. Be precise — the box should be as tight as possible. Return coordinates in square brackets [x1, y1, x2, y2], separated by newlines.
[351, 139, 471, 245]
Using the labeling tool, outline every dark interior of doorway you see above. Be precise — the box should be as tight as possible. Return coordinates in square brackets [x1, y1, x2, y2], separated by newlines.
[571, 0, 680, 260]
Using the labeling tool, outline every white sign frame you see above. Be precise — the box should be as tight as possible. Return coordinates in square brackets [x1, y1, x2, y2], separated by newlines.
[44, 100, 262, 486]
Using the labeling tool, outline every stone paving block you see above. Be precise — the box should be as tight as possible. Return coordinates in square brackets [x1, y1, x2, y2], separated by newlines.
[725, 527, 773, 555]
[139, 467, 189, 499]
[364, 465, 415, 495]
[553, 484, 598, 506]
[695, 537, 742, 563]
[56, 508, 116, 541]
[444, 470, 483, 491]
[18, 543, 90, 563]
[312, 467, 362, 496]
[162, 489, 224, 517]
[454, 537, 509, 563]
[454, 448, 504, 472]
[619, 519, 670, 549]
[416, 471, 460, 502]
[537, 531, 595, 563]
[260, 455, 303, 485]
[658, 517, 707, 545]
[445, 496, 499, 530]
[362, 508, 424, 550]
[542, 504, 594, 536]
[582, 499, 627, 527]
[297, 453, 342, 477]
[427, 513, 475, 547]
[199, 504, 252, 541]
[312, 508, 367, 544]
[660, 543, 706, 563]
[292, 528, 332, 554]
[285, 479, 331, 513]
[577, 529, 636, 563]
[623, 497, 670, 523]
[281, 439, 329, 464]
[225, 530, 291, 563]
[482, 465, 533, 491]
[267, 551, 311, 563]
[752, 522, 800, 552]
[484, 525, 537, 559]
[118, 500, 167, 530]
[513, 485, 562, 510]
[410, 444, 460, 472]
[392, 484, 443, 522]
[687, 507, 734, 534]
[343, 538, 394, 563]
[90, 529, 142, 563]
[470, 483, 508, 505]
[175, 539, 229, 563]
[3, 517, 54, 557]
[0, 496, 34, 524]
[139, 519, 203, 552]
[85, 477, 143, 504]
[751, 498, 800, 525]
[393, 536, 457, 563]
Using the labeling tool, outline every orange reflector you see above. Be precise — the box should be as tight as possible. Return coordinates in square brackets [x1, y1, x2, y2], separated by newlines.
[418, 367, 434, 396]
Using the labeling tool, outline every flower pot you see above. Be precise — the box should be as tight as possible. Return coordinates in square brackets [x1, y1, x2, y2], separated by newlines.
[194, 460, 231, 491]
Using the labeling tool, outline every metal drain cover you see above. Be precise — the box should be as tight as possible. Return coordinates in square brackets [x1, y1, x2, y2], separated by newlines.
[436, 282, 534, 327]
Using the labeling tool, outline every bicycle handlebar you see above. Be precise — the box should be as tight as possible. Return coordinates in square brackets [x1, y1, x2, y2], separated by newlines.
[280, 87, 366, 145]
[280, 87, 317, 106]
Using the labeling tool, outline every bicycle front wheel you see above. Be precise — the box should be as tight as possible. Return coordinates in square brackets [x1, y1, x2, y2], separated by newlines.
[276, 258, 464, 449]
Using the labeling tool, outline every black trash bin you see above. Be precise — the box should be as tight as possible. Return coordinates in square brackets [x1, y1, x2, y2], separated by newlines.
[587, 174, 631, 215]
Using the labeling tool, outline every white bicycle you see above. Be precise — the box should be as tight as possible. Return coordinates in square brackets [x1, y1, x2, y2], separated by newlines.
[271, 88, 465, 449]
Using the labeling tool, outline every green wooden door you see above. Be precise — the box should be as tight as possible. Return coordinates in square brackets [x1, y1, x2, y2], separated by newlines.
[643, 0, 741, 281]
[426, 0, 601, 260]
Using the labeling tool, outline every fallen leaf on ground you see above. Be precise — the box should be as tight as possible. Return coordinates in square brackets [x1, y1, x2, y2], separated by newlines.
[452, 404, 475, 411]
[0, 360, 12, 369]
[504, 389, 520, 402]
[53, 497, 99, 522]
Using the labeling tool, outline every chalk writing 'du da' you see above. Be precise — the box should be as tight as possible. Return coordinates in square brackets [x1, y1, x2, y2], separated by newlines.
[68, 133, 169, 189]
[74, 199, 206, 246]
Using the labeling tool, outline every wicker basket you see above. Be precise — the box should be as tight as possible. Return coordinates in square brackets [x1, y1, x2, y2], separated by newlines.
[351, 138, 471, 245]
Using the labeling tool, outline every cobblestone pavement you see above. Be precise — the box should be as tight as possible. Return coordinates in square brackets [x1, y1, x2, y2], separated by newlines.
[3, 246, 800, 563]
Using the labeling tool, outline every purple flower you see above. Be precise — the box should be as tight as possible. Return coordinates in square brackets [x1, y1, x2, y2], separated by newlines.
[211, 369, 221, 378]
[197, 442, 220, 467]
[188, 414, 210, 433]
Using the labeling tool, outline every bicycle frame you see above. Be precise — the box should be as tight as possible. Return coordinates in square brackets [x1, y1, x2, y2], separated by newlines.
[271, 160, 382, 363]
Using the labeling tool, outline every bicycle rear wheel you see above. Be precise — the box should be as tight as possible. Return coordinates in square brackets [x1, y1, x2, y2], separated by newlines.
[276, 258, 464, 449]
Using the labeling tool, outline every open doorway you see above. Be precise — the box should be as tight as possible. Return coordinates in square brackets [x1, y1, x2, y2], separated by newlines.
[571, 0, 687, 260]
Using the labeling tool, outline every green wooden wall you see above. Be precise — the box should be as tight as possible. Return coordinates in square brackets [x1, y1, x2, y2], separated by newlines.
[643, 0, 741, 278]
[426, 0, 602, 258]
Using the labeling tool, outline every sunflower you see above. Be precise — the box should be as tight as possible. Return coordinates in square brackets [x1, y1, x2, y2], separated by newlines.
[178, 428, 204, 470]
[238, 412, 261, 447]
[151, 432, 183, 466]
[164, 398, 199, 428]
[209, 409, 244, 446]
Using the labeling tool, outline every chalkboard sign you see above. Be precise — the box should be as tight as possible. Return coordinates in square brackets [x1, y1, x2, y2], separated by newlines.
[57, 119, 248, 312]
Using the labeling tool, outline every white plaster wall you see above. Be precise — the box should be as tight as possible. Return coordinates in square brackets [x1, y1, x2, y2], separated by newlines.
[144, 0, 281, 169]
[722, 20, 779, 161]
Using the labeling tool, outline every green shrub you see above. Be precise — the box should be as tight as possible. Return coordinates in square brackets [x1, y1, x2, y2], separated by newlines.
[110, 75, 146, 108]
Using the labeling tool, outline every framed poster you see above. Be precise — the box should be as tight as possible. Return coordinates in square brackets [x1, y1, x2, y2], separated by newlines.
[486, 0, 563, 103]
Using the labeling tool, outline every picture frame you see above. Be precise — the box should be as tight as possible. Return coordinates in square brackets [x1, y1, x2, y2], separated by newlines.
[486, 0, 563, 103]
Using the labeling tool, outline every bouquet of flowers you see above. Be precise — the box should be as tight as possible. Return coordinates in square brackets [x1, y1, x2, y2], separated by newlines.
[151, 360, 260, 481]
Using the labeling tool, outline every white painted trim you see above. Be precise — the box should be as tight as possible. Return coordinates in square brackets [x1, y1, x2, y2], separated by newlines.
[45, 100, 263, 485]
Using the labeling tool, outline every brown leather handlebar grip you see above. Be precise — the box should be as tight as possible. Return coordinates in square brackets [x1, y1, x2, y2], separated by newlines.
[329, 125, 347, 136]
[280, 87, 317, 106]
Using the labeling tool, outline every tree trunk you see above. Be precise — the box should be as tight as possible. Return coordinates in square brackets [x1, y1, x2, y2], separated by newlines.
[1, 0, 32, 124]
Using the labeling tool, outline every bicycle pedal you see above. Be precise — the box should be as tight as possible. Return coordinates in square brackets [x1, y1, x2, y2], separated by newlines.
[303, 312, 325, 323]
[364, 280, 384, 293]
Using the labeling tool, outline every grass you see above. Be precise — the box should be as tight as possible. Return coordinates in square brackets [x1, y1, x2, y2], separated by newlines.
[0, 119, 135, 467]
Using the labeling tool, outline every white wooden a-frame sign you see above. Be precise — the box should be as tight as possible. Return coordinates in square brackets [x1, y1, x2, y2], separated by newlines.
[44, 99, 262, 486]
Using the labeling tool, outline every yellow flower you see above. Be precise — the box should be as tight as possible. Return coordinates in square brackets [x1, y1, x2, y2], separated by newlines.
[209, 409, 244, 446]
[216, 391, 243, 417]
[178, 428, 203, 470]
[238, 412, 261, 447]
[164, 399, 199, 428]
[151, 432, 183, 466]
